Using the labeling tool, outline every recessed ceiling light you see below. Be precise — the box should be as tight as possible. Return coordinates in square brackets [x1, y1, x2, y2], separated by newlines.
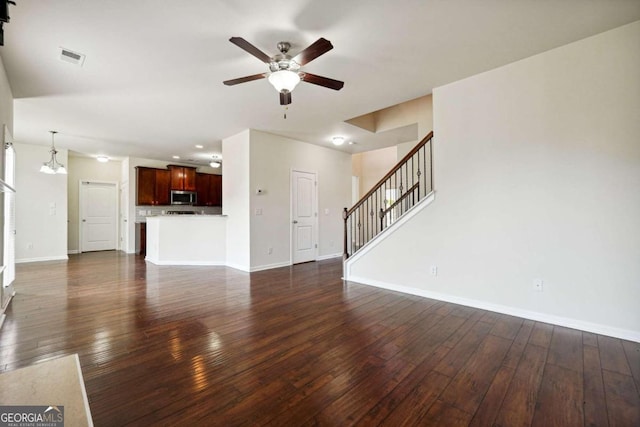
[96, 155, 109, 163]
[332, 136, 345, 146]
[195, 145, 204, 149]
[172, 155, 180, 159]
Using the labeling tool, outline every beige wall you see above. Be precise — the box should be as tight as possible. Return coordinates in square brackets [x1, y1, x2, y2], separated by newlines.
[14, 143, 68, 263]
[350, 94, 434, 204]
[67, 155, 123, 253]
[250, 130, 352, 270]
[348, 21, 640, 341]
[352, 146, 398, 197]
[222, 130, 251, 271]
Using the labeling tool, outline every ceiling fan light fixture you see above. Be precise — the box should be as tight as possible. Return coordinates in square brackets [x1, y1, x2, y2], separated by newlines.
[268, 70, 300, 93]
[332, 136, 345, 146]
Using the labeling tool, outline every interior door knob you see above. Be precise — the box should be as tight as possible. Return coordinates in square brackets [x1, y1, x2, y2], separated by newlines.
[292, 220, 298, 224]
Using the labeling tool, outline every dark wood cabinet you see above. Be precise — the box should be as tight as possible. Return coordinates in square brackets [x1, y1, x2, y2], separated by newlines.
[195, 173, 222, 206]
[138, 222, 147, 256]
[168, 165, 196, 192]
[156, 170, 171, 205]
[136, 167, 171, 205]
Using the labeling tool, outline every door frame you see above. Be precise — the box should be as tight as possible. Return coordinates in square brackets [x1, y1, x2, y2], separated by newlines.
[290, 169, 319, 264]
[119, 181, 129, 252]
[78, 180, 119, 253]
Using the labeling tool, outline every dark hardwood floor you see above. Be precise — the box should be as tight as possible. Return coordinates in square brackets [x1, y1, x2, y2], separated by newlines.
[1, 251, 638, 426]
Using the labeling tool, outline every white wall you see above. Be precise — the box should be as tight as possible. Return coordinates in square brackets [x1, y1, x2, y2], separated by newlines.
[67, 155, 122, 253]
[222, 130, 251, 271]
[14, 143, 68, 263]
[249, 130, 352, 270]
[347, 21, 640, 341]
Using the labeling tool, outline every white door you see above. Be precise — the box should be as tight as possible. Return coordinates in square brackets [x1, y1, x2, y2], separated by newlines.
[292, 170, 317, 264]
[80, 181, 118, 252]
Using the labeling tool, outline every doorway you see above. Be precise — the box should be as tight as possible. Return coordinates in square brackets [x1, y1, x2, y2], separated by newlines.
[79, 181, 118, 252]
[291, 170, 318, 264]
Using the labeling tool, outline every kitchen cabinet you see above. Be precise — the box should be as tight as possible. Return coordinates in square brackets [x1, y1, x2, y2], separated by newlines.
[136, 167, 171, 205]
[195, 173, 222, 206]
[137, 222, 147, 256]
[168, 165, 196, 192]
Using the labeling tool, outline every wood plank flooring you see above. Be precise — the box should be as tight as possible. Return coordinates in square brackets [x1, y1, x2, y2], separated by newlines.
[1, 251, 638, 426]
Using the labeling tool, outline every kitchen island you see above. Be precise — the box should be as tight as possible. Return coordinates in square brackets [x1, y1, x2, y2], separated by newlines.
[145, 215, 226, 265]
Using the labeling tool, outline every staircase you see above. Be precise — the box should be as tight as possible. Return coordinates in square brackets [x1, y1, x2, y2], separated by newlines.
[343, 131, 434, 259]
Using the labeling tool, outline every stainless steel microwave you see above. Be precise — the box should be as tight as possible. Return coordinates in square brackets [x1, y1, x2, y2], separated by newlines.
[170, 190, 197, 205]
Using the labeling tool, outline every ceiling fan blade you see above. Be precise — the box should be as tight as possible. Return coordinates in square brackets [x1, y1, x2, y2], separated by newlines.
[229, 37, 272, 63]
[301, 73, 344, 90]
[223, 73, 267, 86]
[293, 38, 333, 66]
[280, 91, 292, 105]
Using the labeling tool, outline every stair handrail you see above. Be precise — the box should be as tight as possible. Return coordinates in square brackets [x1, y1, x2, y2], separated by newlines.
[343, 131, 434, 259]
[346, 131, 433, 216]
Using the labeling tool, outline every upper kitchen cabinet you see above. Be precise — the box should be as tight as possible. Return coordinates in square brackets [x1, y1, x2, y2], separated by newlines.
[168, 165, 196, 192]
[136, 167, 171, 205]
[195, 173, 222, 207]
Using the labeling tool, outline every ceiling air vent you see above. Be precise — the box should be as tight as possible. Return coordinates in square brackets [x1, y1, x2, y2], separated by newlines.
[58, 47, 85, 67]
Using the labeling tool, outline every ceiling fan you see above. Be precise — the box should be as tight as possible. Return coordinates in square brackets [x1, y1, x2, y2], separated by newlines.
[223, 37, 344, 106]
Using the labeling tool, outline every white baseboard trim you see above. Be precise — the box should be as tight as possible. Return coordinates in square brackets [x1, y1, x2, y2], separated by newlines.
[16, 255, 69, 264]
[250, 261, 292, 272]
[348, 275, 640, 343]
[145, 257, 226, 266]
[67, 249, 80, 255]
[72, 353, 94, 426]
[225, 262, 251, 273]
[317, 252, 342, 261]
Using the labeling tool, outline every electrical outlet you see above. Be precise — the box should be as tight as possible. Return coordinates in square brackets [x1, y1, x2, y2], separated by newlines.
[27, 243, 33, 250]
[533, 279, 544, 292]
[430, 265, 437, 276]
[267, 247, 273, 255]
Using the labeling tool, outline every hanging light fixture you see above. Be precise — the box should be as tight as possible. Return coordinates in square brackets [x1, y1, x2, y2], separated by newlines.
[209, 155, 222, 168]
[40, 131, 67, 174]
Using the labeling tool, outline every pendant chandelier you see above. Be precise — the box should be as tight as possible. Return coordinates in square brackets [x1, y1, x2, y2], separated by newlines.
[40, 131, 67, 174]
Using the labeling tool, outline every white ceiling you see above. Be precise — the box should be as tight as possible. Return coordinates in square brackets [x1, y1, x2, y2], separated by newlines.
[1, 0, 639, 166]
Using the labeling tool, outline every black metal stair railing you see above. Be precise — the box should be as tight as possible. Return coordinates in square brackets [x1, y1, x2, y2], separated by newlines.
[343, 131, 434, 259]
